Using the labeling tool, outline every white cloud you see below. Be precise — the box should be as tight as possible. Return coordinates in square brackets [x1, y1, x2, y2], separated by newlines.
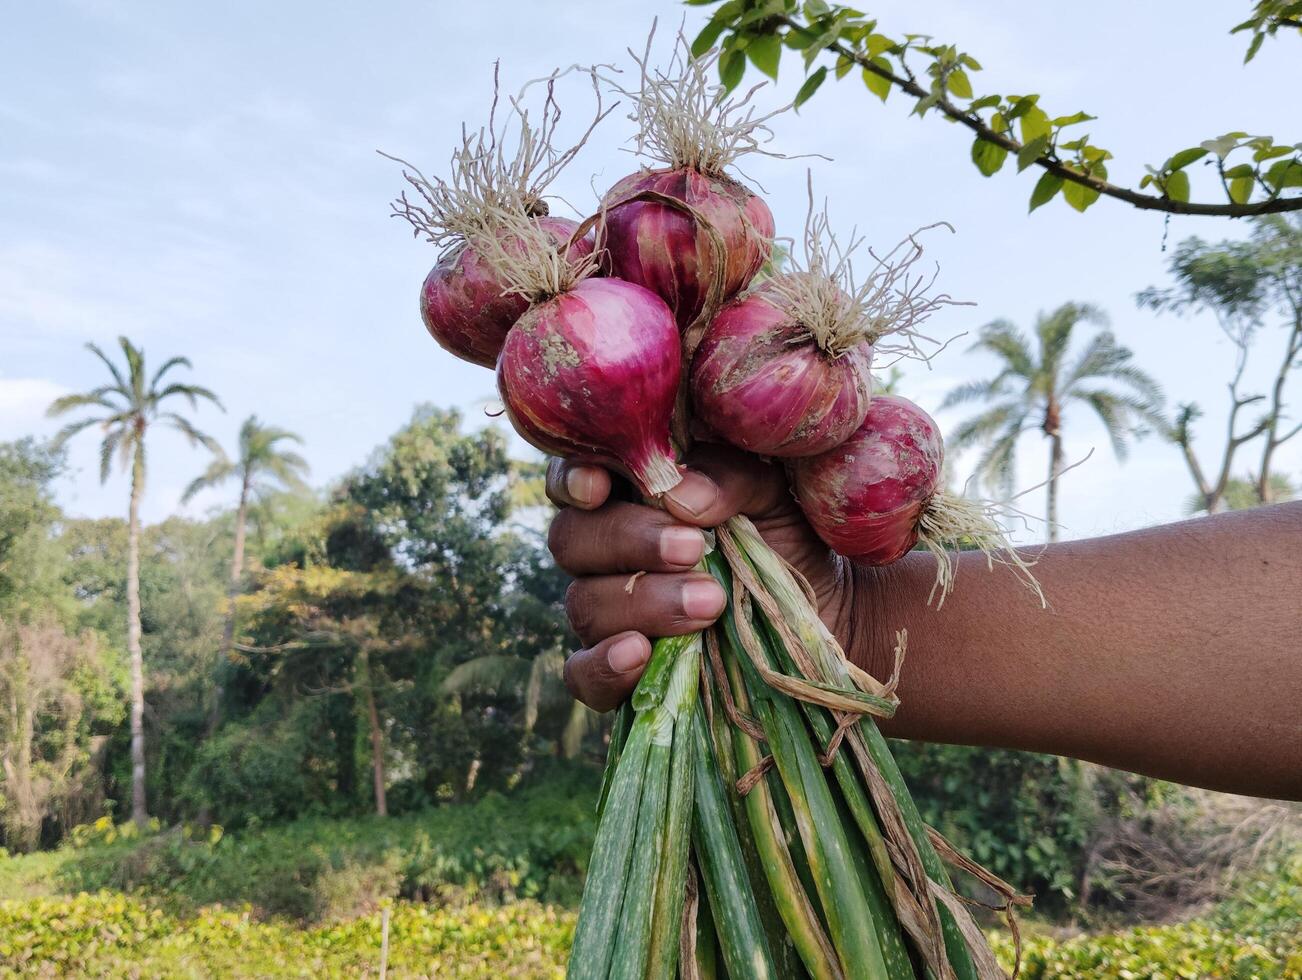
[0, 377, 67, 437]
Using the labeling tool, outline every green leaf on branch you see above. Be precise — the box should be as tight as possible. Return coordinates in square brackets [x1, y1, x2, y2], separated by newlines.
[1164, 147, 1209, 172]
[1017, 135, 1051, 172]
[947, 68, 973, 98]
[1029, 172, 1064, 212]
[862, 61, 892, 100]
[1266, 158, 1302, 189]
[1006, 95, 1039, 121]
[1051, 111, 1095, 128]
[692, 20, 729, 57]
[1062, 178, 1101, 212]
[1229, 176, 1255, 204]
[1244, 32, 1265, 63]
[746, 34, 782, 79]
[969, 94, 1001, 111]
[720, 49, 746, 92]
[1164, 169, 1192, 203]
[794, 66, 828, 108]
[865, 32, 894, 56]
[971, 137, 1008, 176]
[835, 53, 854, 78]
[1019, 106, 1052, 144]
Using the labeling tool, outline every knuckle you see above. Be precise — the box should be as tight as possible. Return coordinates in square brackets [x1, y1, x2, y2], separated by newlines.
[563, 580, 599, 641]
[562, 653, 580, 700]
[544, 458, 569, 506]
[546, 510, 574, 568]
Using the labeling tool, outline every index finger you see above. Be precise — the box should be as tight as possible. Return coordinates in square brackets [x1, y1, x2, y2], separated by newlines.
[546, 458, 614, 510]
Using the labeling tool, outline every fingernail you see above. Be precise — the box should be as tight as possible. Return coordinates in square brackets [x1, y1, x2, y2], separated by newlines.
[565, 466, 596, 505]
[665, 473, 718, 517]
[682, 580, 726, 620]
[659, 526, 705, 566]
[608, 634, 649, 673]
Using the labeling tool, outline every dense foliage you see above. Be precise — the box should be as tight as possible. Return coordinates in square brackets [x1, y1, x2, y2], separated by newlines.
[687, 0, 1302, 217]
[0, 894, 574, 978]
[0, 408, 580, 852]
[1, 836, 1296, 978]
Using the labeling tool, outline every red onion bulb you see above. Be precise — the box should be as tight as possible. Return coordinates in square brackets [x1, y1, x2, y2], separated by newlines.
[602, 168, 774, 330]
[420, 216, 593, 368]
[691, 283, 873, 458]
[497, 277, 683, 496]
[790, 395, 943, 566]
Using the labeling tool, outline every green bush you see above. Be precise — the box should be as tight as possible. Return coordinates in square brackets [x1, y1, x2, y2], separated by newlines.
[55, 769, 597, 921]
[0, 893, 574, 977]
[892, 742, 1095, 907]
[991, 855, 1302, 979]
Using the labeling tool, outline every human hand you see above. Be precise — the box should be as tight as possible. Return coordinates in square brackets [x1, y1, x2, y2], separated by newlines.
[546, 445, 858, 710]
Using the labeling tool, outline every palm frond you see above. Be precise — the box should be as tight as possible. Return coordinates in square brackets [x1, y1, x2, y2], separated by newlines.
[1065, 333, 1164, 407]
[524, 649, 565, 732]
[1074, 390, 1131, 460]
[118, 336, 146, 403]
[971, 319, 1036, 378]
[946, 401, 1026, 452]
[50, 416, 108, 449]
[1037, 303, 1107, 380]
[149, 355, 193, 390]
[182, 455, 238, 503]
[940, 374, 1014, 410]
[561, 700, 596, 759]
[46, 390, 125, 418]
[98, 429, 126, 483]
[156, 382, 224, 414]
[85, 340, 131, 395]
[1071, 388, 1169, 460]
[163, 413, 221, 454]
[440, 655, 529, 696]
[972, 418, 1025, 498]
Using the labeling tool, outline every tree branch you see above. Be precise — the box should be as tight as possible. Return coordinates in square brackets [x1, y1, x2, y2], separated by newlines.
[791, 20, 1302, 218]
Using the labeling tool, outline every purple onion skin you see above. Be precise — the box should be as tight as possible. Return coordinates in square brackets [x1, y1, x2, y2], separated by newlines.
[496, 277, 682, 496]
[791, 395, 944, 566]
[691, 286, 873, 458]
[420, 216, 593, 368]
[602, 168, 774, 330]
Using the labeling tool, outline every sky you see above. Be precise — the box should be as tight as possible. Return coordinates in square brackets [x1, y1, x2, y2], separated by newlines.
[1, 0, 1299, 544]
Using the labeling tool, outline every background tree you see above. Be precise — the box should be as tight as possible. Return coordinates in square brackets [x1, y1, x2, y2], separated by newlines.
[1139, 214, 1302, 511]
[688, 0, 1301, 217]
[47, 337, 222, 827]
[0, 619, 112, 851]
[1186, 474, 1297, 515]
[182, 417, 309, 735]
[942, 304, 1165, 540]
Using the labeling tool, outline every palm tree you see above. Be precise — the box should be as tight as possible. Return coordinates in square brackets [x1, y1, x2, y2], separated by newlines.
[942, 304, 1164, 541]
[48, 337, 222, 827]
[182, 416, 309, 735]
[442, 648, 598, 761]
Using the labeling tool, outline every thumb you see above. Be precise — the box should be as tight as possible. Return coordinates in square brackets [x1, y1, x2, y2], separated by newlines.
[563, 631, 652, 712]
[662, 445, 796, 529]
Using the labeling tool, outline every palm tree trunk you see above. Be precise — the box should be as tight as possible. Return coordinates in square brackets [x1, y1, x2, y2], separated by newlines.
[1047, 433, 1064, 543]
[359, 647, 387, 817]
[127, 445, 148, 829]
[209, 473, 250, 737]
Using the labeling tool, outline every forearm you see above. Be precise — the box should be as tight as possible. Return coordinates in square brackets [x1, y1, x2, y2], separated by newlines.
[851, 502, 1302, 800]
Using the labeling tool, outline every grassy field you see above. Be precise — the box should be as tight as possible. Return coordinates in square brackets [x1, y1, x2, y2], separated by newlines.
[1, 789, 1298, 978]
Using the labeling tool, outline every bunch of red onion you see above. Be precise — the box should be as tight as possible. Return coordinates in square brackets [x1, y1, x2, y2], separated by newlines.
[389, 52, 1033, 602]
[389, 36, 1037, 980]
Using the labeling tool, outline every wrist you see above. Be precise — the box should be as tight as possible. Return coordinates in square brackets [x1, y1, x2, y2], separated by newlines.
[839, 559, 905, 689]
